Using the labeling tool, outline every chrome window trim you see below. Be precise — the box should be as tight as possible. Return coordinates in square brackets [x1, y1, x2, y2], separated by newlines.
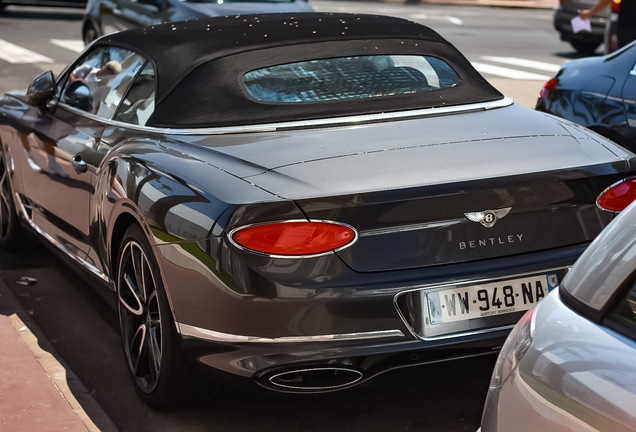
[176, 323, 405, 343]
[393, 265, 571, 341]
[58, 97, 513, 136]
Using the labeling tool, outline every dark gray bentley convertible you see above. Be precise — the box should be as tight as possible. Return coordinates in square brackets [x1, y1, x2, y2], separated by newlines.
[1, 13, 636, 408]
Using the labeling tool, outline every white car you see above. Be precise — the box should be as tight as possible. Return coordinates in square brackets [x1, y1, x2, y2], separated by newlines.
[479, 197, 636, 432]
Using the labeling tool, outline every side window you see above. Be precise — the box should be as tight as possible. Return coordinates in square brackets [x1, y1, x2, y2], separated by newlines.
[60, 46, 146, 119]
[114, 62, 156, 126]
[609, 283, 636, 326]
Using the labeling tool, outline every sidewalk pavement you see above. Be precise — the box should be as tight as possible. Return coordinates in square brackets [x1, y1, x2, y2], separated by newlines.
[0, 1, 555, 431]
[0, 277, 118, 432]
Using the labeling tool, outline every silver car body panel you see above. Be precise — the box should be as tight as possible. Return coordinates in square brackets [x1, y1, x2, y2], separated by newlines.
[481, 289, 636, 432]
[561, 201, 636, 310]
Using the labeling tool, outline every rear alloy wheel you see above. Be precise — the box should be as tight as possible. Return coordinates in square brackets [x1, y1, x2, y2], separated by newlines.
[0, 147, 23, 249]
[116, 224, 199, 409]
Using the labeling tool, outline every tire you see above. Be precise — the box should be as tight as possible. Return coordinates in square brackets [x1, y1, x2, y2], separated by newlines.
[0, 145, 24, 250]
[116, 224, 202, 409]
[570, 37, 601, 54]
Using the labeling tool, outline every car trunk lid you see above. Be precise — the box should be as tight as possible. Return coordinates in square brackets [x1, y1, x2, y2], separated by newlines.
[169, 104, 633, 272]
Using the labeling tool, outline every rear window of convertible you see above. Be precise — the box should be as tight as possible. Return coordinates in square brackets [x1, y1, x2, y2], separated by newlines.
[243, 55, 459, 103]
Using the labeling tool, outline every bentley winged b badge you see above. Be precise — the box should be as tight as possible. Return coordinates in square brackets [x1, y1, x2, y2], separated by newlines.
[464, 207, 512, 228]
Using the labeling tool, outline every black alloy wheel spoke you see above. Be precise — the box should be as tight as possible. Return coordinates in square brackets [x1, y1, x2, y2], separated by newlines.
[147, 323, 162, 381]
[129, 322, 147, 376]
[131, 244, 148, 303]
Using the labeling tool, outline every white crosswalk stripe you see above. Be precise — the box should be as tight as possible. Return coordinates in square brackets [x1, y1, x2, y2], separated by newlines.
[410, 14, 464, 25]
[0, 39, 53, 64]
[480, 56, 561, 74]
[471, 61, 553, 81]
[50, 39, 85, 53]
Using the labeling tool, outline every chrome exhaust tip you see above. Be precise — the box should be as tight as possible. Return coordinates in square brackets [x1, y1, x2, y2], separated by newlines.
[266, 366, 364, 392]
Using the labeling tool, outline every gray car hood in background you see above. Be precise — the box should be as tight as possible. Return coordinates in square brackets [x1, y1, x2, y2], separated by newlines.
[165, 103, 632, 200]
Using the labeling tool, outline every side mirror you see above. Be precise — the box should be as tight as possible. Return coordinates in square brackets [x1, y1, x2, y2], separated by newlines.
[27, 70, 56, 105]
[62, 80, 94, 112]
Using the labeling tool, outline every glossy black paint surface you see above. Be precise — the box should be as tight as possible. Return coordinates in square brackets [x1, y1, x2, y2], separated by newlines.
[536, 41, 636, 152]
[2, 15, 636, 395]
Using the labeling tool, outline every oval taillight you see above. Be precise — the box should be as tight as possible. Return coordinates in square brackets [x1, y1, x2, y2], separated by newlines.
[597, 178, 636, 212]
[612, 0, 621, 13]
[230, 221, 357, 256]
[539, 77, 558, 100]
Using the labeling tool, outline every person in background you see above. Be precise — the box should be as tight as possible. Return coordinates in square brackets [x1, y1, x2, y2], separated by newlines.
[580, 0, 636, 49]
[70, 60, 122, 111]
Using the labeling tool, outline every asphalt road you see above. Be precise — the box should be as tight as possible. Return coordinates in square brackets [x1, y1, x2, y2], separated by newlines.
[0, 3, 595, 431]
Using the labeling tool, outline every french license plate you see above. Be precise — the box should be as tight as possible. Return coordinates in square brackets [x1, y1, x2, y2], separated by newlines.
[426, 273, 559, 325]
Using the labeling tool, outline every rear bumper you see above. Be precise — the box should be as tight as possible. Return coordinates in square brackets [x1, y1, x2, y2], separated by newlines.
[181, 325, 507, 393]
[164, 243, 588, 393]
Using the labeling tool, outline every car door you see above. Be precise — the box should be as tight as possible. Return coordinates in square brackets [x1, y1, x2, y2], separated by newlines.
[83, 60, 158, 277]
[16, 46, 147, 267]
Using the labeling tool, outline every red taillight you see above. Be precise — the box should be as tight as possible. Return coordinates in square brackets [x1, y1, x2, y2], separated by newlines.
[539, 77, 558, 100]
[597, 178, 636, 212]
[231, 221, 357, 256]
[612, 0, 621, 13]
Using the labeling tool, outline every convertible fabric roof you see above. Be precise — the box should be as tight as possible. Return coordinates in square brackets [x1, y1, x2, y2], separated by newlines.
[95, 13, 504, 127]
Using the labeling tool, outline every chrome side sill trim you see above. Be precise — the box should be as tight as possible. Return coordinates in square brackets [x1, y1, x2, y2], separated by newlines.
[176, 323, 405, 344]
[14, 193, 111, 285]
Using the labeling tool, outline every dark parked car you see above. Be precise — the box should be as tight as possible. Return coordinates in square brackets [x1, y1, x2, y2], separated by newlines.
[554, 0, 609, 53]
[536, 40, 636, 152]
[81, 0, 312, 44]
[1, 13, 636, 409]
[479, 195, 636, 432]
[0, 0, 84, 12]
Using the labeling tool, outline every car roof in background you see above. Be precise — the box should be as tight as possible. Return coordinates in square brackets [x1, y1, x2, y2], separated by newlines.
[93, 13, 504, 127]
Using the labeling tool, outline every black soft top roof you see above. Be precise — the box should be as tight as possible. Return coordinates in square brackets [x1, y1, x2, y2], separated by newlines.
[96, 13, 504, 128]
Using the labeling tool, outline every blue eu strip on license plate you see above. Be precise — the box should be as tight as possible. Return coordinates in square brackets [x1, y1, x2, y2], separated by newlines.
[426, 273, 558, 325]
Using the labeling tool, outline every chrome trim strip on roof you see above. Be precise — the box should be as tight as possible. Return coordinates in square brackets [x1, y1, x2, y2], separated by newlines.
[59, 97, 514, 136]
[176, 323, 405, 343]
